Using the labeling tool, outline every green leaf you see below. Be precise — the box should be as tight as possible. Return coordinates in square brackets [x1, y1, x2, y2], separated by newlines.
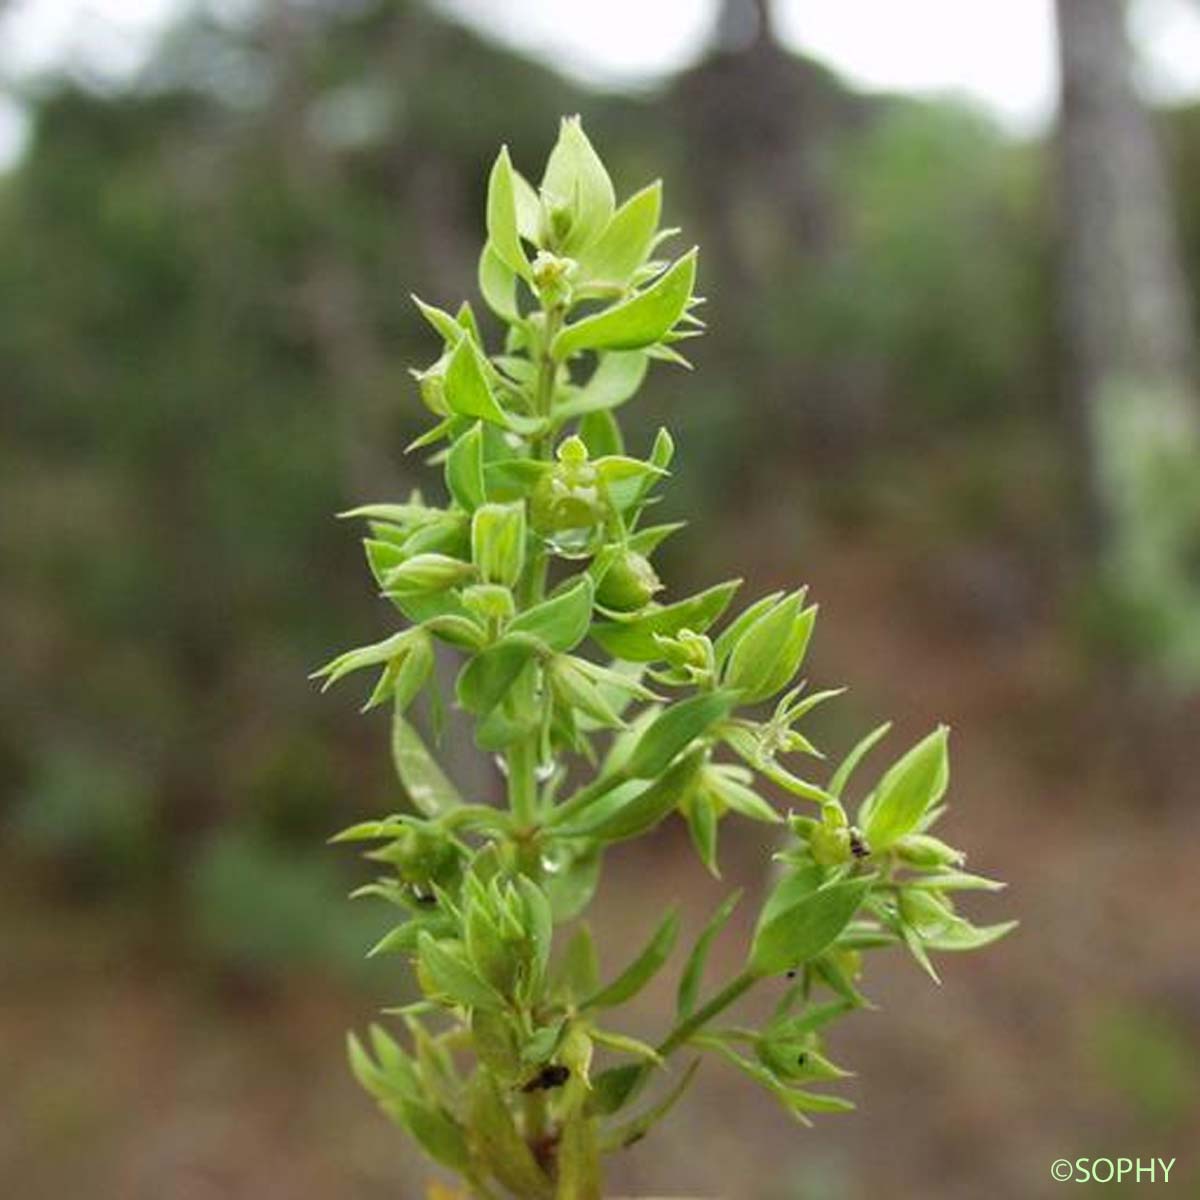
[467, 1070, 553, 1198]
[557, 751, 702, 842]
[444, 335, 509, 427]
[390, 1099, 471, 1170]
[577, 181, 662, 285]
[541, 115, 615, 254]
[724, 592, 817, 704]
[556, 351, 649, 420]
[486, 145, 532, 281]
[391, 710, 460, 816]
[684, 787, 720, 876]
[749, 877, 874, 977]
[600, 1058, 700, 1151]
[703, 767, 781, 824]
[509, 575, 594, 653]
[558, 922, 600, 1000]
[478, 241, 519, 322]
[553, 249, 698, 359]
[591, 579, 741, 662]
[515, 875, 554, 984]
[626, 690, 737, 778]
[584, 909, 679, 1009]
[417, 933, 505, 1010]
[445, 422, 486, 511]
[512, 168, 542, 241]
[590, 1028, 663, 1064]
[578, 409, 624, 459]
[861, 726, 950, 850]
[922, 919, 1018, 952]
[713, 592, 784, 667]
[411, 294, 464, 345]
[677, 890, 743, 1018]
[545, 844, 603, 922]
[829, 721, 892, 799]
[456, 635, 541, 718]
[471, 1008, 522, 1084]
[587, 1063, 648, 1117]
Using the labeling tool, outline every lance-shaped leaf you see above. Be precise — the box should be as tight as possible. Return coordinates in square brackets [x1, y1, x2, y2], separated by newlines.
[412, 294, 465, 346]
[509, 574, 594, 652]
[921, 919, 1018, 952]
[515, 875, 554, 986]
[703, 766, 781, 824]
[749, 875, 874, 977]
[861, 725, 950, 850]
[590, 1028, 663, 1064]
[541, 115, 614, 254]
[583, 909, 679, 1009]
[677, 889, 743, 1018]
[626, 690, 737, 779]
[311, 629, 416, 691]
[684, 787, 719, 876]
[478, 241, 519, 322]
[456, 634, 541, 718]
[591, 578, 741, 662]
[723, 591, 817, 704]
[391, 712, 462, 817]
[553, 249, 698, 359]
[467, 1070, 553, 1199]
[829, 721, 892, 799]
[576, 181, 662, 286]
[471, 1008, 522, 1084]
[486, 145, 532, 281]
[444, 335, 509, 427]
[713, 591, 784, 667]
[600, 1058, 701, 1152]
[471, 501, 525, 588]
[558, 751, 702, 842]
[417, 933, 505, 1011]
[558, 922, 600, 1000]
[556, 351, 649, 420]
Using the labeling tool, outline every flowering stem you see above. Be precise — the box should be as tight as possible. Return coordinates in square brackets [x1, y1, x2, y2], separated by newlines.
[657, 969, 757, 1059]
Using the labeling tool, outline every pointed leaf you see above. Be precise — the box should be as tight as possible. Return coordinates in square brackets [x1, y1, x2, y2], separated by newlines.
[510, 575, 594, 652]
[486, 145, 531, 280]
[626, 690, 738, 779]
[749, 877, 874, 977]
[553, 250, 698, 359]
[677, 890, 742, 1018]
[584, 909, 679, 1009]
[861, 726, 950, 850]
[591, 579, 741, 662]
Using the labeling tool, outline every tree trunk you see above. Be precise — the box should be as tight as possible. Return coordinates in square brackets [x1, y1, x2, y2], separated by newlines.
[1055, 0, 1200, 687]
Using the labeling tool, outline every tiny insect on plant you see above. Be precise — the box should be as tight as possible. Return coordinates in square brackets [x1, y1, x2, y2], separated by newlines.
[316, 116, 1014, 1200]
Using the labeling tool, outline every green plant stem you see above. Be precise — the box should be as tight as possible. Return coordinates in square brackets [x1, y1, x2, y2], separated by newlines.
[522, 1087, 548, 1146]
[657, 969, 757, 1058]
[506, 301, 565, 834]
[507, 736, 540, 827]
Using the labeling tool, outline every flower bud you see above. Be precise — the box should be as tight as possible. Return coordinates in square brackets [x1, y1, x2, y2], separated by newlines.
[809, 823, 850, 866]
[462, 583, 516, 623]
[899, 887, 956, 935]
[531, 250, 576, 309]
[383, 552, 475, 595]
[414, 358, 449, 416]
[895, 833, 964, 868]
[597, 549, 662, 611]
[382, 826, 457, 886]
[470, 502, 526, 588]
[529, 440, 606, 544]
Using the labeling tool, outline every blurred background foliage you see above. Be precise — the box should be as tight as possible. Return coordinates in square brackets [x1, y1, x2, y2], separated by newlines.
[3, 1, 1198, 1196]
